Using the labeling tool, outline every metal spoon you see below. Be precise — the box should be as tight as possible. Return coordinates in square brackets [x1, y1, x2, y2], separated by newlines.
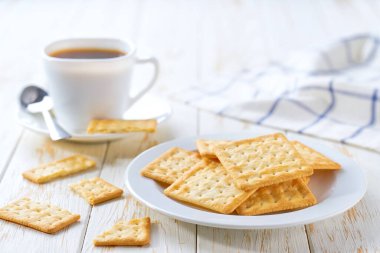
[19, 85, 71, 141]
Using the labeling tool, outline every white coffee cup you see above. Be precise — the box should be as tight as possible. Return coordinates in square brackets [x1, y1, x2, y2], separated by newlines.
[43, 38, 159, 132]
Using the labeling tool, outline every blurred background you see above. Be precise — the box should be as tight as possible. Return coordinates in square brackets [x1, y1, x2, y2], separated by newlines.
[0, 0, 378, 148]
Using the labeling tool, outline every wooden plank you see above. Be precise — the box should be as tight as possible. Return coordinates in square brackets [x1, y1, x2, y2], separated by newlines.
[0, 132, 107, 253]
[198, 0, 268, 78]
[287, 132, 380, 252]
[67, 0, 141, 39]
[197, 111, 310, 253]
[81, 0, 202, 250]
[0, 0, 69, 176]
[135, 0, 202, 94]
[313, 0, 375, 38]
[197, 227, 310, 253]
[81, 102, 197, 253]
[0, 1, 140, 252]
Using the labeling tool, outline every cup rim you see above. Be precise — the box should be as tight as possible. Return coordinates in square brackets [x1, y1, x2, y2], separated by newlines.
[43, 38, 136, 62]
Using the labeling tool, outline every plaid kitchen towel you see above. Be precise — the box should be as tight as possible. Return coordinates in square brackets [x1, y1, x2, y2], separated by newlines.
[172, 34, 380, 152]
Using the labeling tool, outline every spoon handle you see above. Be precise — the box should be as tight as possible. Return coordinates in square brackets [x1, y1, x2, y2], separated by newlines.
[41, 110, 71, 141]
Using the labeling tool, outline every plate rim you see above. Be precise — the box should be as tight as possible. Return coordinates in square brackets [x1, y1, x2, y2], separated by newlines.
[125, 132, 368, 229]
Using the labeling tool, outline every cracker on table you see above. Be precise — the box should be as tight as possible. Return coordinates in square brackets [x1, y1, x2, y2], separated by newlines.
[141, 147, 204, 185]
[70, 177, 123, 205]
[22, 155, 96, 184]
[0, 198, 80, 234]
[196, 139, 229, 159]
[164, 159, 255, 214]
[213, 133, 313, 191]
[93, 217, 150, 246]
[292, 141, 341, 170]
[87, 119, 157, 134]
[236, 178, 317, 215]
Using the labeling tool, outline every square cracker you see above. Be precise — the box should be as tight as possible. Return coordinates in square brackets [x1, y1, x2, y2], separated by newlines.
[0, 198, 80, 234]
[94, 217, 150, 246]
[236, 178, 317, 215]
[164, 159, 255, 214]
[22, 155, 96, 184]
[292, 141, 341, 170]
[141, 147, 204, 185]
[213, 133, 313, 191]
[70, 177, 123, 205]
[87, 119, 157, 134]
[196, 139, 229, 159]
[303, 177, 311, 185]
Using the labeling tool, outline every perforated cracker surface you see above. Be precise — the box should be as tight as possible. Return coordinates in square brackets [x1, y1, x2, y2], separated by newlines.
[93, 217, 150, 246]
[292, 141, 341, 170]
[196, 139, 229, 158]
[164, 159, 255, 214]
[213, 133, 313, 190]
[87, 119, 157, 134]
[303, 176, 311, 185]
[236, 178, 317, 215]
[22, 155, 96, 184]
[0, 198, 80, 234]
[70, 177, 123, 205]
[141, 147, 204, 184]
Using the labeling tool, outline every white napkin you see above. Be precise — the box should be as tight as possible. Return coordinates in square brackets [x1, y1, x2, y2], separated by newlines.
[172, 34, 380, 152]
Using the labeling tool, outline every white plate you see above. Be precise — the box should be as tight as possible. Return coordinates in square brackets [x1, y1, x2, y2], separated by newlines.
[18, 94, 172, 143]
[125, 132, 367, 229]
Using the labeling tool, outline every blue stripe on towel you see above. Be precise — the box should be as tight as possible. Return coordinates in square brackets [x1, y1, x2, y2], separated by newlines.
[256, 77, 301, 124]
[341, 89, 378, 142]
[186, 78, 379, 105]
[286, 99, 320, 116]
[299, 85, 374, 100]
[298, 81, 336, 133]
[344, 40, 353, 64]
[285, 99, 346, 125]
[271, 61, 345, 76]
[256, 93, 286, 125]
[342, 34, 378, 65]
[359, 38, 380, 66]
[321, 51, 334, 70]
[340, 34, 380, 67]
[271, 35, 380, 75]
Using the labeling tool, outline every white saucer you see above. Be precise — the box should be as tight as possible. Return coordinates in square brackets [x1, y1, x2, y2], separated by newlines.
[18, 94, 171, 143]
[125, 132, 367, 229]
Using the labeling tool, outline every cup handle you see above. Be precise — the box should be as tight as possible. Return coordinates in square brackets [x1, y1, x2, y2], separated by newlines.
[129, 56, 159, 106]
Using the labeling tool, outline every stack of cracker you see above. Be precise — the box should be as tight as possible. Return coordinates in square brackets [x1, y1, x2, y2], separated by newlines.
[142, 133, 341, 215]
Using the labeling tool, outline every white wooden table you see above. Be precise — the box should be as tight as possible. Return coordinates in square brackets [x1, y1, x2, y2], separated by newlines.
[0, 0, 379, 252]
